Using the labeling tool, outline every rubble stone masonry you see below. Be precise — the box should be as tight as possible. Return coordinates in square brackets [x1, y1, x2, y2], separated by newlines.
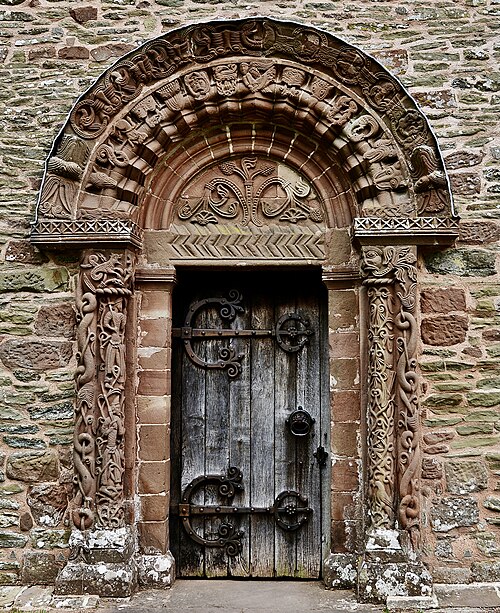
[0, 0, 499, 589]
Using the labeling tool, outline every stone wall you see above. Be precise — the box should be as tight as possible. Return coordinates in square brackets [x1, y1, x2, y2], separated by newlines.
[0, 0, 499, 587]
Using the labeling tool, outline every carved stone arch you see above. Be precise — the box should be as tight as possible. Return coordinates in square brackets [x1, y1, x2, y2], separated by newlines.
[31, 17, 457, 604]
[32, 17, 457, 247]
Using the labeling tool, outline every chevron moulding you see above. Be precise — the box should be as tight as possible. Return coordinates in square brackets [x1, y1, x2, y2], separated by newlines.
[164, 224, 325, 261]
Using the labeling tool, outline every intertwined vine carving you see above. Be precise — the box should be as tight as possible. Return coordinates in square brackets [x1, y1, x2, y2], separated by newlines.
[73, 250, 133, 530]
[361, 246, 421, 548]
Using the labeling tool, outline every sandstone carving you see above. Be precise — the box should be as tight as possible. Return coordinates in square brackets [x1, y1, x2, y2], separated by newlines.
[411, 145, 448, 214]
[39, 136, 89, 218]
[34, 20, 452, 230]
[361, 246, 421, 548]
[240, 60, 275, 92]
[73, 250, 134, 531]
[177, 157, 323, 227]
[213, 63, 238, 96]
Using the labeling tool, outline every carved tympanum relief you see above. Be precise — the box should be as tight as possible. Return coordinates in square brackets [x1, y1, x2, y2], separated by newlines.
[73, 250, 134, 531]
[34, 18, 453, 231]
[361, 245, 421, 549]
[177, 157, 323, 227]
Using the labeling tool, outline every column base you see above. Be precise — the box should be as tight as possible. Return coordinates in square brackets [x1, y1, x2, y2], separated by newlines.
[324, 530, 434, 605]
[54, 527, 138, 598]
[137, 552, 175, 588]
[323, 553, 358, 589]
[357, 529, 433, 604]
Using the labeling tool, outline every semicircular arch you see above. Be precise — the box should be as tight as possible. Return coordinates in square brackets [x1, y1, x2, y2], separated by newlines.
[32, 17, 457, 252]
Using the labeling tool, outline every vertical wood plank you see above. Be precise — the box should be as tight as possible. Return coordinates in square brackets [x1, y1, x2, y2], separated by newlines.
[227, 283, 251, 577]
[295, 285, 322, 578]
[203, 290, 232, 577]
[177, 281, 206, 577]
[249, 284, 276, 577]
[274, 279, 298, 577]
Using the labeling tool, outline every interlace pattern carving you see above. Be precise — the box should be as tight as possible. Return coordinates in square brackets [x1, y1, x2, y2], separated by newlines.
[34, 19, 453, 233]
[361, 246, 421, 547]
[177, 157, 323, 227]
[73, 251, 134, 531]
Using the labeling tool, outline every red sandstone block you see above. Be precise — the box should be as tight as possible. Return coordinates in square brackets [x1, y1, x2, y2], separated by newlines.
[137, 395, 170, 425]
[331, 391, 361, 422]
[139, 424, 170, 462]
[140, 494, 168, 522]
[138, 461, 168, 494]
[332, 423, 359, 457]
[332, 459, 359, 492]
[138, 520, 168, 554]
[329, 331, 360, 359]
[138, 370, 170, 396]
[139, 318, 170, 348]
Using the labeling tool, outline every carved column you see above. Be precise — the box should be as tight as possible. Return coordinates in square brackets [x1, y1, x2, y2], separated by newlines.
[359, 246, 430, 604]
[73, 250, 134, 530]
[56, 249, 138, 598]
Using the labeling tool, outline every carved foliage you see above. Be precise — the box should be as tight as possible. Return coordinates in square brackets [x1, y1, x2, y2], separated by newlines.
[177, 157, 323, 227]
[361, 246, 421, 548]
[37, 19, 451, 225]
[73, 250, 133, 531]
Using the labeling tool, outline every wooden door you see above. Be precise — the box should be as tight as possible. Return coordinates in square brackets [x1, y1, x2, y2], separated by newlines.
[170, 270, 328, 578]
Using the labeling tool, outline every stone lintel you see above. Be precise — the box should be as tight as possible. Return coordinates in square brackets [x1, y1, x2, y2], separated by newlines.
[353, 216, 460, 246]
[30, 219, 143, 250]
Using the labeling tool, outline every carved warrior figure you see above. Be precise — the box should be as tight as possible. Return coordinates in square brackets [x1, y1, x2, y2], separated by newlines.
[177, 157, 323, 227]
[73, 251, 133, 531]
[361, 246, 421, 549]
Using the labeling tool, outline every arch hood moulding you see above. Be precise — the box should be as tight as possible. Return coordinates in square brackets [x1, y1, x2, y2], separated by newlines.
[31, 17, 458, 253]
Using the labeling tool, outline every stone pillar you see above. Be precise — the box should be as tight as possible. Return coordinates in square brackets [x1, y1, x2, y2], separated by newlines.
[357, 245, 432, 604]
[55, 249, 138, 597]
[321, 267, 363, 590]
[134, 266, 176, 588]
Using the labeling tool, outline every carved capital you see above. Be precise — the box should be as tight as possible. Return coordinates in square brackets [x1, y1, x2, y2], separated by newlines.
[73, 250, 135, 531]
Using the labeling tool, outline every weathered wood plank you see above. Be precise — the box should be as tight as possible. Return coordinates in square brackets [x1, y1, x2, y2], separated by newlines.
[274, 281, 298, 577]
[177, 282, 206, 577]
[203, 295, 231, 577]
[249, 286, 275, 577]
[295, 287, 322, 578]
[227, 287, 251, 577]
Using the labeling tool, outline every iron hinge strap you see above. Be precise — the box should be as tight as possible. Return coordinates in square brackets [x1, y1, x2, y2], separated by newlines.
[178, 504, 275, 516]
[172, 327, 274, 339]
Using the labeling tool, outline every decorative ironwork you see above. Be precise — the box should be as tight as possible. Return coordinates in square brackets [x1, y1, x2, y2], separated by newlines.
[275, 314, 313, 353]
[313, 445, 328, 469]
[173, 291, 314, 378]
[178, 467, 312, 556]
[286, 407, 315, 437]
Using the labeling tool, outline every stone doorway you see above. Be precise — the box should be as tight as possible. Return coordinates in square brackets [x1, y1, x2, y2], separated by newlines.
[30, 17, 457, 603]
